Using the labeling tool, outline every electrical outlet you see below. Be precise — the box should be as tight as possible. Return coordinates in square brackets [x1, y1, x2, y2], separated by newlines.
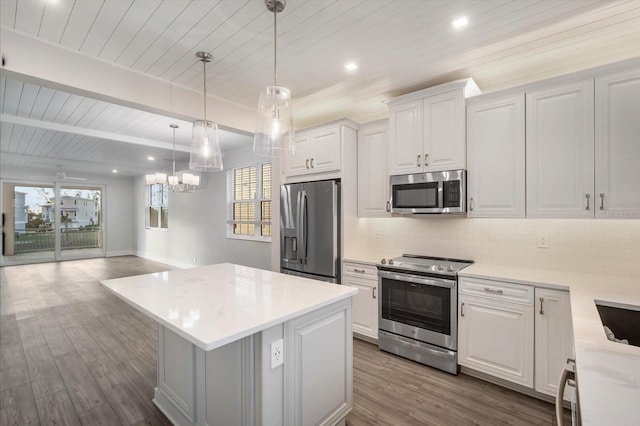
[374, 229, 381, 240]
[271, 339, 284, 369]
[537, 234, 549, 249]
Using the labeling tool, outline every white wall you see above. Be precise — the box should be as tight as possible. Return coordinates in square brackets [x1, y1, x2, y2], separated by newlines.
[0, 166, 136, 257]
[135, 145, 273, 270]
[345, 217, 640, 278]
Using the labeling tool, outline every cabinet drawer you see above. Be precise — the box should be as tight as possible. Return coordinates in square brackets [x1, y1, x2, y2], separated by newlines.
[343, 262, 377, 281]
[459, 277, 533, 305]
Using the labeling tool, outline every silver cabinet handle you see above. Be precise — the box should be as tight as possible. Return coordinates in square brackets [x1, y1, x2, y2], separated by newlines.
[305, 159, 309, 169]
[353, 268, 366, 273]
[460, 302, 465, 317]
[372, 287, 377, 299]
[600, 193, 605, 210]
[470, 197, 474, 211]
[310, 158, 314, 168]
[585, 193, 590, 211]
[424, 153, 429, 166]
[386, 201, 391, 212]
[484, 287, 503, 294]
[416, 154, 421, 166]
[539, 297, 545, 315]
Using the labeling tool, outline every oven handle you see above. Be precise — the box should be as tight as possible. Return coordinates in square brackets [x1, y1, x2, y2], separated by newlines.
[377, 270, 456, 288]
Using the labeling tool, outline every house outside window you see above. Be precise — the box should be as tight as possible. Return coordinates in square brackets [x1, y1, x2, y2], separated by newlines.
[147, 182, 168, 229]
[227, 163, 271, 241]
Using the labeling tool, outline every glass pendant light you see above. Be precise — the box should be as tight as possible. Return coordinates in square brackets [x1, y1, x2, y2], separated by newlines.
[253, 0, 294, 157]
[190, 51, 223, 171]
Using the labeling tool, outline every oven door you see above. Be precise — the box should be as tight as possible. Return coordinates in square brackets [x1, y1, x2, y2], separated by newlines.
[378, 270, 457, 350]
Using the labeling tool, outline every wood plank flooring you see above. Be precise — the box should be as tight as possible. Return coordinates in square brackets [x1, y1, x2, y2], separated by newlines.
[0, 256, 568, 425]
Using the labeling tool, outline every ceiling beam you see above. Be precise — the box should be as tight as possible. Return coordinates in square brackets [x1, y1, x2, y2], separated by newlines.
[0, 29, 256, 134]
[1, 114, 191, 152]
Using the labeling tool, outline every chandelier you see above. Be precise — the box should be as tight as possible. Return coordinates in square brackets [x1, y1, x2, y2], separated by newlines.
[145, 124, 200, 192]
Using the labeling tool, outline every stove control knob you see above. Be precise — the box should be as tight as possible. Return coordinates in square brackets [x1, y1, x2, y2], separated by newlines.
[447, 265, 455, 272]
[437, 264, 444, 271]
[388, 259, 394, 265]
[380, 258, 387, 264]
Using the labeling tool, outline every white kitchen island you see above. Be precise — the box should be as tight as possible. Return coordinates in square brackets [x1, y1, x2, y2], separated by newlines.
[100, 263, 357, 426]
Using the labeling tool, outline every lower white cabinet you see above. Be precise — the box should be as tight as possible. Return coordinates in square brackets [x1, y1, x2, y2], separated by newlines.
[534, 288, 574, 397]
[458, 276, 573, 397]
[343, 261, 378, 339]
[458, 292, 534, 387]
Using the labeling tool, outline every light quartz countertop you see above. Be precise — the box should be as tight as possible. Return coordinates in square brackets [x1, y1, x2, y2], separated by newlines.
[100, 263, 357, 351]
[459, 263, 640, 426]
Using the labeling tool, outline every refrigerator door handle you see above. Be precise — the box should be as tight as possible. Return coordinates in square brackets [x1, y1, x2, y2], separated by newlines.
[296, 190, 303, 264]
[301, 189, 308, 264]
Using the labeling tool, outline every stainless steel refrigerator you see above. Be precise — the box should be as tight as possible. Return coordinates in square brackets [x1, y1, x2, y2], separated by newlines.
[280, 179, 340, 283]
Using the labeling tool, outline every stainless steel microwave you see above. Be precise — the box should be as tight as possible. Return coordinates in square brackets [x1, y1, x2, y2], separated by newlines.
[388, 170, 466, 214]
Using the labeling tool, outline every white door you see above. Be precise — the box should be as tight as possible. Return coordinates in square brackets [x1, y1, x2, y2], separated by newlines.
[286, 133, 311, 176]
[423, 90, 465, 171]
[467, 93, 526, 217]
[526, 79, 594, 218]
[595, 69, 640, 218]
[309, 126, 341, 174]
[458, 295, 534, 387]
[535, 288, 574, 397]
[388, 100, 423, 175]
[358, 120, 390, 217]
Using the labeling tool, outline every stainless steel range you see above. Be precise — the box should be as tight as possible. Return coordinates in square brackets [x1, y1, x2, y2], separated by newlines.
[377, 254, 473, 374]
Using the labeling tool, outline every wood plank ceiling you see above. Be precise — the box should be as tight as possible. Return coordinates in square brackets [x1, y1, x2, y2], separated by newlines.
[1, 0, 639, 176]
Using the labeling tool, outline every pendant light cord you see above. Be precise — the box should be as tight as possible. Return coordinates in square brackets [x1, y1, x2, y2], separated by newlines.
[172, 126, 176, 176]
[273, 3, 277, 88]
[202, 59, 208, 123]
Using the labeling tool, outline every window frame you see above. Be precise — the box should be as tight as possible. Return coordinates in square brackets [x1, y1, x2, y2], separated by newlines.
[226, 162, 272, 242]
[146, 182, 168, 230]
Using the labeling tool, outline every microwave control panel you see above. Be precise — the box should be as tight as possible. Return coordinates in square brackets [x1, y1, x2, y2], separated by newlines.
[443, 180, 461, 207]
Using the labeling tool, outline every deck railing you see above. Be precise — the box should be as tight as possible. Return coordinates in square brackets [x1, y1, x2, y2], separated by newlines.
[14, 228, 102, 253]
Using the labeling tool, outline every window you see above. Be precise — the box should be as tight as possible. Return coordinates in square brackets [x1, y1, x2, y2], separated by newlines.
[147, 183, 168, 229]
[227, 163, 271, 241]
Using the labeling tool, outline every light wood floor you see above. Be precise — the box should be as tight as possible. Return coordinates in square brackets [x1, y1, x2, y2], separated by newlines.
[1, 256, 568, 426]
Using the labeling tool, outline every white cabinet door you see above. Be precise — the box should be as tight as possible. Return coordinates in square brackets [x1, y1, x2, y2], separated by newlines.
[424, 90, 465, 171]
[526, 79, 594, 218]
[343, 275, 378, 339]
[535, 288, 574, 398]
[309, 126, 341, 174]
[287, 133, 311, 176]
[388, 100, 423, 175]
[467, 93, 526, 217]
[458, 295, 534, 387]
[358, 120, 390, 217]
[595, 69, 640, 218]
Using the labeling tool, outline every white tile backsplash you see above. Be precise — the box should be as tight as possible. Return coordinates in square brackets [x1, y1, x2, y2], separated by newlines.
[345, 217, 640, 277]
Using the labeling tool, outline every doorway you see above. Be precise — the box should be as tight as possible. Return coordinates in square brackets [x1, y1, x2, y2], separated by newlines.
[1, 182, 104, 265]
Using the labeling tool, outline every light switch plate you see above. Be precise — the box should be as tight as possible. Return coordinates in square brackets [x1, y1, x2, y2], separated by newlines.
[271, 339, 284, 369]
[537, 233, 549, 248]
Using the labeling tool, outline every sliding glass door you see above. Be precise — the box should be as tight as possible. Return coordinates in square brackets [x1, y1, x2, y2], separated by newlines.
[1, 182, 104, 265]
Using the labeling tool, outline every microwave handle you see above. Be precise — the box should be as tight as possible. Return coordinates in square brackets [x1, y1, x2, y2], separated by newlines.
[438, 181, 444, 208]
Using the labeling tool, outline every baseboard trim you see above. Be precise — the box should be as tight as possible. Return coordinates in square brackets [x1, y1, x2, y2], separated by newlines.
[460, 366, 555, 404]
[134, 251, 192, 269]
[106, 250, 134, 257]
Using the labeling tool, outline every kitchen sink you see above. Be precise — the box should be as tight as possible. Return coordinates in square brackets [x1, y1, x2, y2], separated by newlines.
[595, 300, 640, 347]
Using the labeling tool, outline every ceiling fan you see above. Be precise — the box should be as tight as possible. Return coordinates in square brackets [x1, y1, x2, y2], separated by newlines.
[31, 171, 88, 182]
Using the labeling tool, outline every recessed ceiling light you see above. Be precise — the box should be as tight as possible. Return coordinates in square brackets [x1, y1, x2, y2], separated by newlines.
[344, 62, 358, 72]
[452, 16, 469, 30]
[147, 156, 155, 161]
[112, 169, 118, 173]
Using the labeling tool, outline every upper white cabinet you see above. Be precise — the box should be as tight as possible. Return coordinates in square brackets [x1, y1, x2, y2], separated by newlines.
[595, 69, 640, 218]
[286, 121, 357, 178]
[534, 288, 574, 398]
[388, 79, 480, 175]
[526, 79, 595, 218]
[357, 120, 389, 217]
[467, 93, 526, 217]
